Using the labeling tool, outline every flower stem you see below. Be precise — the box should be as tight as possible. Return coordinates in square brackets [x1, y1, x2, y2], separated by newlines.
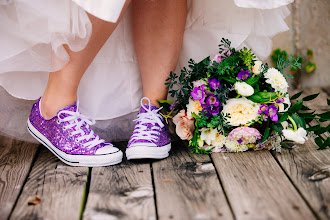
[288, 115, 297, 131]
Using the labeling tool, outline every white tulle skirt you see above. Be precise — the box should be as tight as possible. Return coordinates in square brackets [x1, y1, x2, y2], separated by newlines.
[0, 0, 293, 142]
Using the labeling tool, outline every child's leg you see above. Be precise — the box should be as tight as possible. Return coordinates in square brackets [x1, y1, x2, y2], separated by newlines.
[132, 0, 187, 106]
[41, 0, 131, 119]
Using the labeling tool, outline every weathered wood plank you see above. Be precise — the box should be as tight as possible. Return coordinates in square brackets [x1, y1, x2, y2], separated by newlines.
[212, 151, 316, 220]
[273, 135, 330, 219]
[10, 147, 88, 220]
[0, 135, 39, 219]
[84, 142, 156, 220]
[153, 136, 234, 220]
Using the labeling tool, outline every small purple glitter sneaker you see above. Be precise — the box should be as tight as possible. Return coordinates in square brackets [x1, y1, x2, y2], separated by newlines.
[126, 97, 171, 160]
[27, 99, 123, 167]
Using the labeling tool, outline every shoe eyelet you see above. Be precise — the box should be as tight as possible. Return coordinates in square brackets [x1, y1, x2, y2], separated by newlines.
[63, 127, 67, 131]
[57, 120, 61, 124]
[75, 139, 79, 143]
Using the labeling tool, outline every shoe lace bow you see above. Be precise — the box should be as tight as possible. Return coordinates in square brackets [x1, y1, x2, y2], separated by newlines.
[131, 98, 164, 143]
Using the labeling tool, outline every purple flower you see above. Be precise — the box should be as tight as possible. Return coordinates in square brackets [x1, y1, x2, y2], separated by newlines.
[208, 78, 221, 90]
[201, 104, 219, 117]
[238, 70, 251, 81]
[206, 95, 220, 107]
[262, 115, 268, 121]
[265, 104, 278, 122]
[190, 85, 205, 103]
[170, 101, 179, 110]
[275, 98, 285, 103]
[210, 106, 220, 116]
[258, 104, 268, 114]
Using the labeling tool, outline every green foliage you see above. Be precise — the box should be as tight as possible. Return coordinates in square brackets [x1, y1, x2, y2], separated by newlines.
[157, 100, 174, 112]
[248, 92, 278, 103]
[290, 90, 304, 100]
[271, 49, 302, 75]
[287, 91, 329, 150]
[239, 48, 256, 70]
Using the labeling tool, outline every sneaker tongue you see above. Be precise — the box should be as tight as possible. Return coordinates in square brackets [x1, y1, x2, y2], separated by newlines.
[139, 104, 159, 113]
[57, 102, 78, 117]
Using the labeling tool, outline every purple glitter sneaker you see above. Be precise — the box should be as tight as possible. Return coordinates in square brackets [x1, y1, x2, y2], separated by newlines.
[27, 99, 123, 167]
[126, 97, 171, 160]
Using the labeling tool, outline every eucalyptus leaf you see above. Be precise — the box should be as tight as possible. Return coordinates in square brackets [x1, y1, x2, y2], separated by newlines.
[288, 100, 303, 113]
[290, 90, 304, 100]
[261, 127, 270, 143]
[314, 137, 323, 148]
[302, 93, 319, 101]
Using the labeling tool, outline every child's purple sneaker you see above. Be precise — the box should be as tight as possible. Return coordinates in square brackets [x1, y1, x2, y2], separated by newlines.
[27, 99, 123, 167]
[126, 97, 171, 160]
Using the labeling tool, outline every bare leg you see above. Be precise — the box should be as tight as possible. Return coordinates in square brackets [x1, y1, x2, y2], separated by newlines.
[41, 1, 131, 119]
[132, 0, 187, 106]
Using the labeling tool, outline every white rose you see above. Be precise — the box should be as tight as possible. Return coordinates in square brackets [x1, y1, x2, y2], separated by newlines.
[234, 82, 254, 97]
[200, 128, 218, 145]
[224, 140, 249, 152]
[186, 98, 203, 119]
[282, 128, 308, 144]
[278, 95, 291, 112]
[222, 98, 260, 126]
[211, 132, 226, 148]
[252, 60, 263, 75]
[193, 79, 207, 88]
[264, 68, 289, 94]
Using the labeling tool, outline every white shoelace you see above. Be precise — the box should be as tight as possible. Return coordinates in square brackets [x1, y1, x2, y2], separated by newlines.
[130, 98, 164, 143]
[57, 103, 106, 150]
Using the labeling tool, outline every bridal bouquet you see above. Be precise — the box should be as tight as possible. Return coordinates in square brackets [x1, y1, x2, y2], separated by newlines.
[160, 39, 329, 154]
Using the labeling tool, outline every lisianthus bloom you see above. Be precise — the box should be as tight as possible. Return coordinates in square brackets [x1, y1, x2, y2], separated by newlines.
[190, 85, 205, 103]
[265, 104, 278, 122]
[172, 110, 195, 140]
[222, 98, 260, 126]
[278, 95, 291, 112]
[224, 140, 249, 152]
[275, 98, 284, 103]
[228, 127, 262, 144]
[193, 79, 207, 88]
[252, 60, 263, 75]
[282, 127, 308, 144]
[201, 104, 219, 117]
[238, 70, 251, 81]
[264, 68, 289, 94]
[258, 104, 268, 114]
[186, 98, 203, 119]
[200, 128, 218, 145]
[206, 95, 220, 107]
[208, 78, 221, 90]
[170, 101, 179, 110]
[234, 82, 254, 97]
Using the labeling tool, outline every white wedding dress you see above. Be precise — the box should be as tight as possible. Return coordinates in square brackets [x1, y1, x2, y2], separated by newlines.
[0, 0, 293, 142]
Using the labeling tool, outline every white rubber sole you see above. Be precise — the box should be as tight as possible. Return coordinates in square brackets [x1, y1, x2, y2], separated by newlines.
[27, 119, 123, 167]
[125, 143, 171, 160]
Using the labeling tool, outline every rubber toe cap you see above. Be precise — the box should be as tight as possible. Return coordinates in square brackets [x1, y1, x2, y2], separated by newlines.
[95, 145, 121, 155]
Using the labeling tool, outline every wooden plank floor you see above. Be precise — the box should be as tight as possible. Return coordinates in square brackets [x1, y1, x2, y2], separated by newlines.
[0, 88, 329, 220]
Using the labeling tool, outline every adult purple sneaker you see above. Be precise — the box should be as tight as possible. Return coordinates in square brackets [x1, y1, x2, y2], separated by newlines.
[126, 97, 171, 160]
[27, 99, 123, 167]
